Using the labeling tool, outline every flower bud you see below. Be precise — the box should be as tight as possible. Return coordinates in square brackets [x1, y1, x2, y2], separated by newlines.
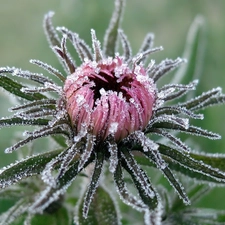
[64, 56, 156, 141]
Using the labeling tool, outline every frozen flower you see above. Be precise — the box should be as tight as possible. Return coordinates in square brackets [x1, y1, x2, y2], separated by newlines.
[64, 53, 156, 142]
[0, 0, 225, 224]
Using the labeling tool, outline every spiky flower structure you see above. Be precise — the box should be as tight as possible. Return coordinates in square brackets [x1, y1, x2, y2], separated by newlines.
[1, 0, 225, 224]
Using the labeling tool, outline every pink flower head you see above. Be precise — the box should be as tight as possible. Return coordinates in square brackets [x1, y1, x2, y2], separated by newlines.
[64, 56, 156, 142]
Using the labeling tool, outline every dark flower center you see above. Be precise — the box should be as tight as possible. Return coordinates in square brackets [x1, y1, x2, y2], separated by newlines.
[89, 70, 133, 101]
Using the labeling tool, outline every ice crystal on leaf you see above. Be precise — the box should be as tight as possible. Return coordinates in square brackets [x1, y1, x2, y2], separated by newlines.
[1, 0, 225, 224]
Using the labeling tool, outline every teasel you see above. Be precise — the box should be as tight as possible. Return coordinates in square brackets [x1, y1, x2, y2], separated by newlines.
[0, 0, 225, 224]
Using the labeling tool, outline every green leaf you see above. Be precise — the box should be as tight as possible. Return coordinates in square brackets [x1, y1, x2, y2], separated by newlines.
[31, 206, 71, 225]
[78, 186, 120, 225]
[82, 152, 104, 218]
[0, 150, 61, 188]
[166, 208, 225, 225]
[190, 152, 225, 172]
[0, 75, 46, 101]
[170, 184, 210, 213]
[51, 135, 68, 148]
[172, 16, 206, 87]
[180, 87, 225, 111]
[0, 117, 67, 148]
[158, 144, 225, 184]
[0, 199, 28, 225]
[29, 155, 93, 214]
[0, 117, 49, 128]
[0, 188, 26, 200]
[134, 144, 225, 184]
[134, 152, 155, 167]
[104, 0, 125, 57]
[44, 11, 61, 49]
[121, 150, 159, 211]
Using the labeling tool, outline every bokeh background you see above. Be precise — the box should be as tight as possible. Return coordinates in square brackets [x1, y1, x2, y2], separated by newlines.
[0, 0, 225, 217]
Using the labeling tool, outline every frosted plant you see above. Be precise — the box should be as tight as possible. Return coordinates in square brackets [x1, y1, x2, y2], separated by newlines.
[0, 0, 225, 225]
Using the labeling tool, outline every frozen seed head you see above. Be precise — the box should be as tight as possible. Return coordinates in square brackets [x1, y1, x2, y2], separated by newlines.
[64, 56, 156, 142]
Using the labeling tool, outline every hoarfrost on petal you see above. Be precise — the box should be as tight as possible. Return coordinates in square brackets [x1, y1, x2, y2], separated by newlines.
[129, 98, 134, 103]
[76, 94, 86, 106]
[74, 123, 88, 142]
[109, 122, 118, 135]
[99, 88, 107, 96]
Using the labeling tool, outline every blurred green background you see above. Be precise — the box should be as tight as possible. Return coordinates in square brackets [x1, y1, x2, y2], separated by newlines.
[0, 0, 224, 216]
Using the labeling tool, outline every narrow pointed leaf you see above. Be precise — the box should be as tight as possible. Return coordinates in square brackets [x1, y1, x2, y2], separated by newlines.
[159, 144, 225, 184]
[170, 184, 209, 212]
[0, 117, 49, 128]
[104, 0, 125, 56]
[144, 152, 190, 205]
[0, 117, 67, 148]
[172, 16, 206, 86]
[30, 156, 94, 213]
[180, 87, 225, 111]
[0, 150, 61, 188]
[0, 75, 46, 101]
[30, 59, 66, 82]
[118, 29, 132, 62]
[57, 27, 93, 61]
[151, 122, 221, 140]
[190, 152, 225, 172]
[166, 208, 225, 225]
[134, 143, 225, 184]
[44, 11, 61, 48]
[82, 152, 104, 218]
[121, 150, 159, 210]
[138, 33, 154, 64]
[78, 186, 120, 225]
[164, 155, 225, 184]
[114, 161, 146, 211]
